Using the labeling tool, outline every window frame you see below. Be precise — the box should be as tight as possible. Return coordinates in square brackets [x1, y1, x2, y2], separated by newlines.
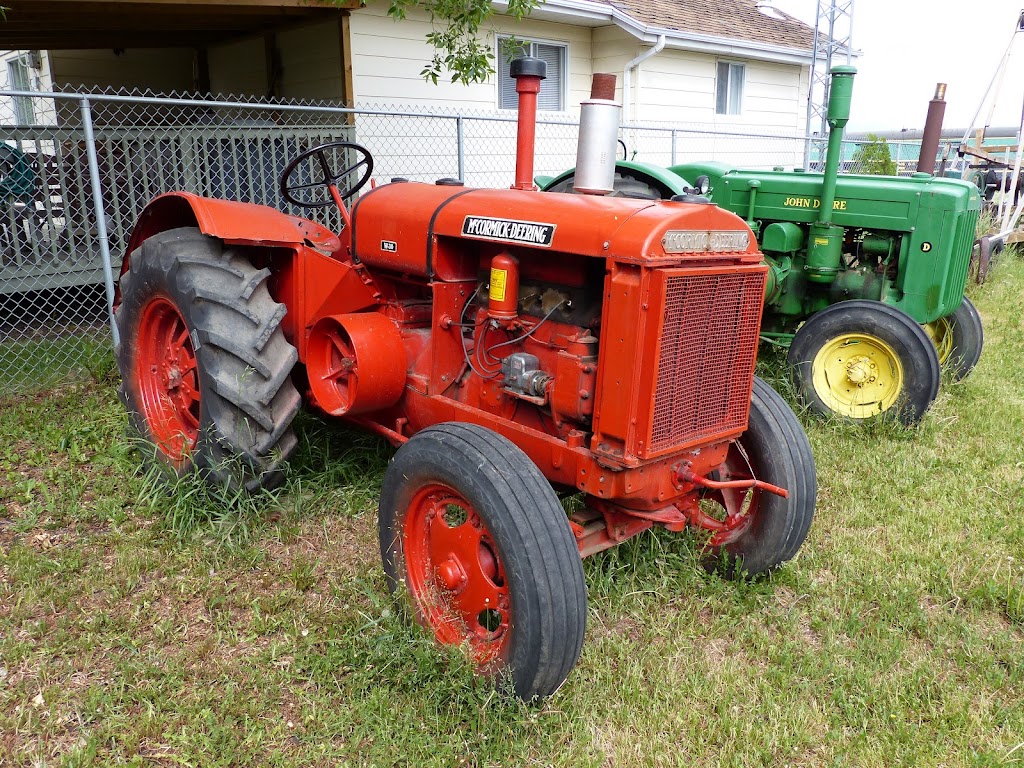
[715, 60, 746, 116]
[495, 35, 569, 113]
[7, 54, 35, 125]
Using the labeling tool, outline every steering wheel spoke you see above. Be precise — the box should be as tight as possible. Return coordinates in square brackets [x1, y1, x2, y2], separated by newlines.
[281, 141, 374, 209]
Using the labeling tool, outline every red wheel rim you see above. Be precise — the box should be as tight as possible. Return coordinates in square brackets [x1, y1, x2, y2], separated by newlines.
[133, 296, 200, 464]
[692, 442, 761, 547]
[402, 484, 511, 664]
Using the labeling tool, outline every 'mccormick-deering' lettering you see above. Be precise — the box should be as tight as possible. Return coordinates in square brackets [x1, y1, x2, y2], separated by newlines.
[462, 216, 556, 247]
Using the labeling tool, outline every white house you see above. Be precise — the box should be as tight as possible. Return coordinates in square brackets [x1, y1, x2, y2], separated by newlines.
[1, 0, 815, 133]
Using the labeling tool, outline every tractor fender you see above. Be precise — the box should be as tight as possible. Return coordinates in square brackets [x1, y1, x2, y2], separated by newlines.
[122, 191, 339, 277]
[538, 160, 693, 197]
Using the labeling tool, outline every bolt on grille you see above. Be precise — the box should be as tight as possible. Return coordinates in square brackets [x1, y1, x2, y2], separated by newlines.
[648, 268, 765, 455]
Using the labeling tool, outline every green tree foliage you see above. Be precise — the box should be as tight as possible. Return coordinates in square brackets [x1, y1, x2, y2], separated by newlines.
[328, 0, 540, 85]
[850, 134, 898, 176]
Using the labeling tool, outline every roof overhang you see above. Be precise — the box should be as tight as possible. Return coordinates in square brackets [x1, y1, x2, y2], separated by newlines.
[496, 0, 819, 66]
[0, 0, 359, 50]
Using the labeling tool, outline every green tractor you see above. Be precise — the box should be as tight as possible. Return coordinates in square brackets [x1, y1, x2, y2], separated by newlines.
[540, 66, 983, 425]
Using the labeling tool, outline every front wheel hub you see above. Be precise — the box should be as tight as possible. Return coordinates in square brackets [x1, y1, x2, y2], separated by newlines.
[403, 485, 511, 663]
[844, 355, 877, 386]
[811, 332, 904, 418]
[437, 557, 467, 593]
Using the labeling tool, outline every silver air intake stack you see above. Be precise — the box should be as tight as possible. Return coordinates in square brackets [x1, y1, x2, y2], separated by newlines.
[573, 73, 620, 195]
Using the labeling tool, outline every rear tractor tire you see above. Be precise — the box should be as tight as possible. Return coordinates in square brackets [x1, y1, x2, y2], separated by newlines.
[699, 378, 817, 578]
[116, 227, 301, 493]
[787, 300, 941, 426]
[378, 422, 587, 700]
[923, 296, 984, 381]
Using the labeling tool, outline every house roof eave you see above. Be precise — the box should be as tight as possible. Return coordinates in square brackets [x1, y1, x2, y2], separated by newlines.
[496, 0, 818, 66]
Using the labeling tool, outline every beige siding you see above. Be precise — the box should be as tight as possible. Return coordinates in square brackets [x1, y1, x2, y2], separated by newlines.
[208, 38, 268, 98]
[349, 1, 592, 113]
[49, 49, 193, 92]
[635, 50, 805, 132]
[592, 26, 638, 105]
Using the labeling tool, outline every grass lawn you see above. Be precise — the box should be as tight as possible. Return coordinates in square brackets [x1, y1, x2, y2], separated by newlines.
[1, 256, 1022, 767]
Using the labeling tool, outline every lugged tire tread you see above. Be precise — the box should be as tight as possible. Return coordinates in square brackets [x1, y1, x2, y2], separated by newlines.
[116, 226, 299, 492]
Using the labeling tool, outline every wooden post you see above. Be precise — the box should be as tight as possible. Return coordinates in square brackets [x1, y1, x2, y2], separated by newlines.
[340, 12, 355, 124]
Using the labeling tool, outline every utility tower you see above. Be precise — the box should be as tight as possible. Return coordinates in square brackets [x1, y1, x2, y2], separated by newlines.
[804, 0, 854, 166]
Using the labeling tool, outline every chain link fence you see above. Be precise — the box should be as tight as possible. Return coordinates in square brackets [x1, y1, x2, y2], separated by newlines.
[0, 87, 942, 394]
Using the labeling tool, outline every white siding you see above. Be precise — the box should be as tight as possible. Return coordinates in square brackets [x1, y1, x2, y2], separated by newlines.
[592, 26, 637, 105]
[348, 1, 592, 113]
[1, 50, 57, 129]
[635, 50, 806, 133]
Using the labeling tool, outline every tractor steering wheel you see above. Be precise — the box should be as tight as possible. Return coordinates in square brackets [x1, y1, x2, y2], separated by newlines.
[280, 141, 374, 209]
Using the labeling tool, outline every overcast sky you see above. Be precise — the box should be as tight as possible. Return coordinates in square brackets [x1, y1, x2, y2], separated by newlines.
[771, 0, 1024, 134]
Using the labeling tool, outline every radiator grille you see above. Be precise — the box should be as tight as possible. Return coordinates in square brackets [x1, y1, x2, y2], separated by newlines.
[649, 270, 765, 454]
[940, 207, 979, 314]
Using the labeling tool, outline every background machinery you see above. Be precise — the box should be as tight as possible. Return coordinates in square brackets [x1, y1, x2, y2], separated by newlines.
[114, 61, 817, 699]
[541, 67, 983, 425]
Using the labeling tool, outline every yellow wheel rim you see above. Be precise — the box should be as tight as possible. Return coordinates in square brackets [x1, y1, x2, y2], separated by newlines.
[811, 333, 904, 419]
[922, 317, 954, 366]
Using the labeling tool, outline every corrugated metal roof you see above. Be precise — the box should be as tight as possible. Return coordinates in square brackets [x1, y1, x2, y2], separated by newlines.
[599, 0, 815, 51]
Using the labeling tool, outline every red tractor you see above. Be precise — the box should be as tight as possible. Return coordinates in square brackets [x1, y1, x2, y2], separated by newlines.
[115, 60, 816, 699]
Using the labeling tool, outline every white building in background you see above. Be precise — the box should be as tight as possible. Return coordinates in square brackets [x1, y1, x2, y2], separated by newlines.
[0, 49, 56, 125]
[2, 0, 817, 133]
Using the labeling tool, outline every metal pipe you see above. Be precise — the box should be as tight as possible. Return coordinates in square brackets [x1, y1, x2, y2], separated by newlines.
[622, 35, 666, 123]
[456, 115, 465, 182]
[510, 57, 546, 191]
[1000, 131, 1024, 233]
[678, 467, 789, 499]
[916, 83, 947, 174]
[818, 65, 856, 225]
[79, 97, 119, 347]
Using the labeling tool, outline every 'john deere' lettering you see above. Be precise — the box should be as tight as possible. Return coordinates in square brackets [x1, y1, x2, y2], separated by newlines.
[783, 197, 847, 211]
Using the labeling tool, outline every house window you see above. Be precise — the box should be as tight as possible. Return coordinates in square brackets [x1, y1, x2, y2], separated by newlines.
[7, 55, 35, 125]
[497, 37, 567, 111]
[716, 61, 745, 115]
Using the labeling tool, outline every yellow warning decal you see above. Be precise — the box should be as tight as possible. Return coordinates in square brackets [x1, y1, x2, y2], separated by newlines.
[490, 268, 508, 302]
[814, 238, 829, 246]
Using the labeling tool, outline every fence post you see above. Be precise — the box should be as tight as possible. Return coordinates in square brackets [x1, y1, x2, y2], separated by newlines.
[457, 116, 465, 182]
[671, 129, 677, 165]
[79, 96, 120, 347]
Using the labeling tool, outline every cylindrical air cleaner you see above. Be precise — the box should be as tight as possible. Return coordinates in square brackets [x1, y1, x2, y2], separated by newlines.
[573, 73, 620, 195]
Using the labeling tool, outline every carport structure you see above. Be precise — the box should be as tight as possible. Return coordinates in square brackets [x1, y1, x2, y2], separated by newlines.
[0, 0, 367, 392]
[0, 0, 361, 101]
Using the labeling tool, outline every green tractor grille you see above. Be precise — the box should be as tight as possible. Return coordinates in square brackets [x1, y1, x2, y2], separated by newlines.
[941, 208, 979, 313]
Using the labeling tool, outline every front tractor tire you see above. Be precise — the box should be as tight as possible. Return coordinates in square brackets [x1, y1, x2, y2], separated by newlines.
[378, 423, 587, 700]
[923, 296, 984, 381]
[116, 227, 301, 492]
[699, 378, 817, 578]
[787, 300, 941, 426]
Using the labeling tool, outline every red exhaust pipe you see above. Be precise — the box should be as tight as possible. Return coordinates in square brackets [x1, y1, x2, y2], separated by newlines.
[511, 57, 546, 190]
